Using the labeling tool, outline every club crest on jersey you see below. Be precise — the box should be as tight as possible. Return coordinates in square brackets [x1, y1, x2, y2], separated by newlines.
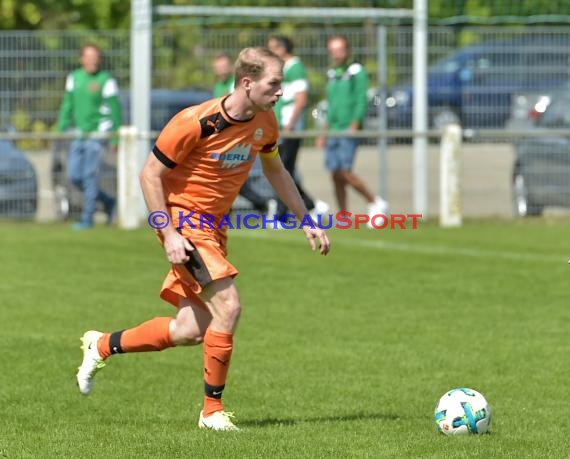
[254, 128, 263, 140]
[211, 143, 253, 168]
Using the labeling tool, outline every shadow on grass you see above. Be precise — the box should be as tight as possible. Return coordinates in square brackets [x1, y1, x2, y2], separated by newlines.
[240, 412, 402, 428]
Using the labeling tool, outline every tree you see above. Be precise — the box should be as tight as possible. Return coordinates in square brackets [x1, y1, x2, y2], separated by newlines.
[0, 0, 130, 30]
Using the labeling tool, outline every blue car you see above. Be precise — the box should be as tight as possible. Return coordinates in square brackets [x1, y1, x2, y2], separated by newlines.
[383, 36, 570, 130]
[120, 88, 212, 131]
[0, 139, 37, 219]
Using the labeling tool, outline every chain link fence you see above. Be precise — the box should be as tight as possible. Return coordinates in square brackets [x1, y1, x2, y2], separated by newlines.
[2, 25, 570, 222]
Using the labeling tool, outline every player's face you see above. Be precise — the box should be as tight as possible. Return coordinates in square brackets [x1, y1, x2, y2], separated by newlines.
[328, 38, 349, 67]
[248, 59, 283, 112]
[81, 47, 102, 74]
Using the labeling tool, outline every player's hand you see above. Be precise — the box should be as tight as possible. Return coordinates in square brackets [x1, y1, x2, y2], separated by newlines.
[315, 135, 326, 149]
[163, 231, 193, 265]
[302, 225, 330, 255]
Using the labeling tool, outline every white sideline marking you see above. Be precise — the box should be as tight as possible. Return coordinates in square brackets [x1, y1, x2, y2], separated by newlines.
[230, 229, 563, 264]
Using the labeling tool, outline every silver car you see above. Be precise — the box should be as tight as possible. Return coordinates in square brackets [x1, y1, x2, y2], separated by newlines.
[0, 139, 37, 219]
[513, 92, 570, 216]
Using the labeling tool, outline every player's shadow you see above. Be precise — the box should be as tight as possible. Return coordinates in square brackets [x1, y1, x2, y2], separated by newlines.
[240, 412, 402, 428]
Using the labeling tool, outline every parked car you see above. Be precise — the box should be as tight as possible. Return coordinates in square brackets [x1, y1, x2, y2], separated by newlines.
[512, 92, 570, 217]
[506, 79, 570, 131]
[383, 36, 570, 130]
[53, 88, 212, 220]
[120, 87, 212, 131]
[0, 138, 38, 219]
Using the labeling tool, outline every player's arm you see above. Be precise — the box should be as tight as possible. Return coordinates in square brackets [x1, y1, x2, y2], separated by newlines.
[139, 152, 192, 264]
[261, 151, 307, 220]
[142, 110, 200, 263]
[261, 151, 330, 255]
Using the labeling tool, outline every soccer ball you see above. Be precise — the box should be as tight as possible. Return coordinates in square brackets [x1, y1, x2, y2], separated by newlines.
[434, 387, 491, 435]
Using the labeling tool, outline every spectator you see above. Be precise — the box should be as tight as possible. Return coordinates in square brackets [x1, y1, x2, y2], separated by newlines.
[212, 52, 235, 98]
[316, 35, 388, 226]
[57, 43, 121, 230]
[268, 35, 329, 224]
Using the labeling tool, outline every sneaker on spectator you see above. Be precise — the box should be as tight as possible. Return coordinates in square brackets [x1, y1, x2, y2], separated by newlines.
[367, 196, 389, 229]
[309, 199, 330, 221]
[266, 198, 278, 217]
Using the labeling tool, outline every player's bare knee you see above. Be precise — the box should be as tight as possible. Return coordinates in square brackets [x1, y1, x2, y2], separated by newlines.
[219, 300, 241, 324]
[211, 300, 241, 331]
[227, 301, 242, 323]
[170, 321, 204, 346]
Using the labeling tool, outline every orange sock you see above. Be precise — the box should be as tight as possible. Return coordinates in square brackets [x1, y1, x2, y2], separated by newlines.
[97, 317, 174, 360]
[202, 328, 234, 417]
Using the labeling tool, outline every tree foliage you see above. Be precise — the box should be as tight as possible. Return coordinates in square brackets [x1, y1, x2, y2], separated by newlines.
[2, 1, 570, 31]
[0, 0, 130, 30]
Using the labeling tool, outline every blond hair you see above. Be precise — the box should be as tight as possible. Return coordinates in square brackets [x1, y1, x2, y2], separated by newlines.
[234, 47, 282, 83]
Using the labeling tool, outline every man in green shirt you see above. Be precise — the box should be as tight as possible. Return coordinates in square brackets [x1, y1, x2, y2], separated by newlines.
[212, 53, 235, 98]
[316, 35, 388, 226]
[268, 35, 329, 224]
[57, 43, 121, 230]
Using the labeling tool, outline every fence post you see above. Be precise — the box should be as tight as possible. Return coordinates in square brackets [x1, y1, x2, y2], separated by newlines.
[118, 126, 141, 229]
[439, 124, 462, 227]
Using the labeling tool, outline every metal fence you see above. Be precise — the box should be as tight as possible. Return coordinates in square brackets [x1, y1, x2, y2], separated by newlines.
[7, 26, 570, 135]
[2, 25, 570, 222]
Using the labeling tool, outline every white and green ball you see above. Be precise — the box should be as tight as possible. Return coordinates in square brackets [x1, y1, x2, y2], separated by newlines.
[434, 388, 491, 435]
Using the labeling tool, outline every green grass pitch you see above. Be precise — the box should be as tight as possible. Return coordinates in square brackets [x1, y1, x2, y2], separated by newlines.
[0, 219, 568, 458]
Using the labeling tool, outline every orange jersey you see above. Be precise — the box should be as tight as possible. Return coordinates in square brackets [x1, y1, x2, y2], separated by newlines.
[153, 96, 279, 225]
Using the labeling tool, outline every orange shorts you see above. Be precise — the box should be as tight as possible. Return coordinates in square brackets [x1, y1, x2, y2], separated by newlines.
[157, 221, 238, 308]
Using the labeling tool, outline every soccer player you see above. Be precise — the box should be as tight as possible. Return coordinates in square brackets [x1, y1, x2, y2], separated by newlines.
[316, 35, 388, 227]
[76, 47, 330, 431]
[57, 43, 121, 230]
